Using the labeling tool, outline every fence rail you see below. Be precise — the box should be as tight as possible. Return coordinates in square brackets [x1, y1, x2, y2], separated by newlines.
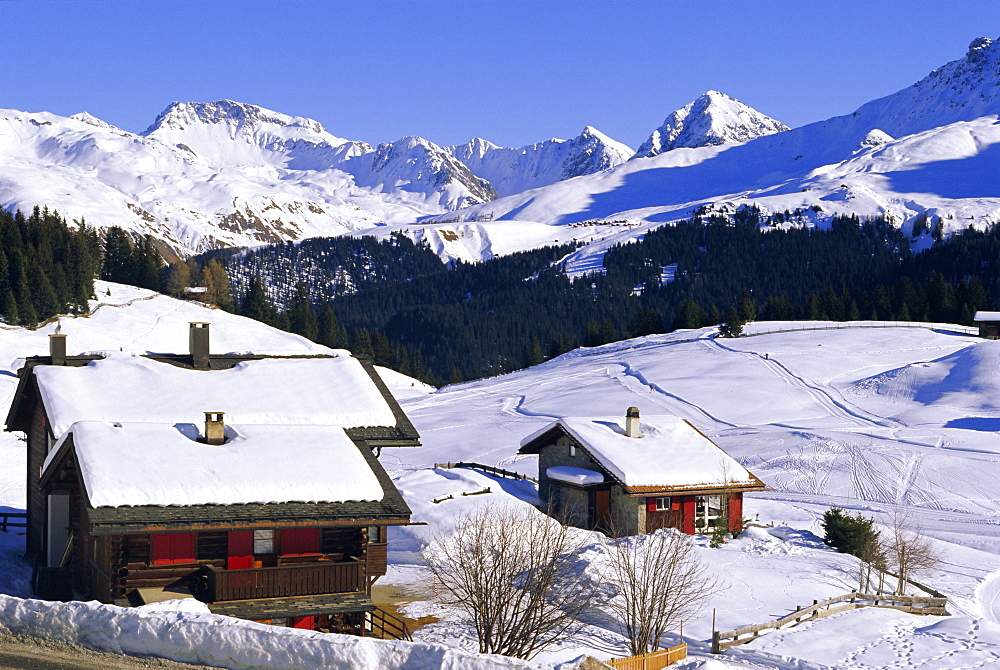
[0, 512, 26, 533]
[743, 321, 978, 338]
[607, 643, 687, 670]
[434, 461, 537, 483]
[712, 591, 948, 653]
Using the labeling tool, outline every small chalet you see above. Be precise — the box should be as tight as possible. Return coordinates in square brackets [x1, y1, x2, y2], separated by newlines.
[518, 407, 765, 535]
[974, 311, 1000, 339]
[5, 323, 420, 637]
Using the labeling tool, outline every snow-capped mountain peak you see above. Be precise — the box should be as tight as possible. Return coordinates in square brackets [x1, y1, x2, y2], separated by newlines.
[448, 125, 633, 197]
[141, 100, 352, 168]
[142, 100, 328, 137]
[634, 90, 790, 158]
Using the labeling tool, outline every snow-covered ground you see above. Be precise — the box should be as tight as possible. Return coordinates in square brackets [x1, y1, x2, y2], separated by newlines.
[3, 287, 1000, 668]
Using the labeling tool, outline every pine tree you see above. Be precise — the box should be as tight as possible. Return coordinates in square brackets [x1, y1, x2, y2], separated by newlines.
[318, 304, 349, 349]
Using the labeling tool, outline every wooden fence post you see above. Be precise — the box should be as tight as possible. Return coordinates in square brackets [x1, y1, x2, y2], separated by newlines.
[711, 631, 721, 654]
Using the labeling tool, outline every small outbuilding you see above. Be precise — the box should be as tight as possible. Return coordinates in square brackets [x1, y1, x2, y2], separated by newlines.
[974, 311, 1000, 339]
[518, 407, 765, 536]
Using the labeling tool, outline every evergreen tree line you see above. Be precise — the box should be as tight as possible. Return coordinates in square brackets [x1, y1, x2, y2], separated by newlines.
[216, 233, 444, 309]
[216, 212, 1000, 385]
[0, 207, 100, 327]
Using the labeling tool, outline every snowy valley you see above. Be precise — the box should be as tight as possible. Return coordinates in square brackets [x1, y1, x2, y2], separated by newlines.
[1, 286, 1000, 668]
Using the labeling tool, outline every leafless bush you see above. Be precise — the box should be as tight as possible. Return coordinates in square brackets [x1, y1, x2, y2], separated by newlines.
[423, 504, 595, 659]
[600, 528, 717, 656]
[886, 505, 940, 595]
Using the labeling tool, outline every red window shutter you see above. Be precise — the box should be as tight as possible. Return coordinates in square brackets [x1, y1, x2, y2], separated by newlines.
[292, 616, 315, 630]
[153, 533, 195, 565]
[280, 528, 320, 556]
[172, 533, 195, 564]
[228, 530, 253, 569]
[646, 497, 657, 512]
[152, 534, 172, 565]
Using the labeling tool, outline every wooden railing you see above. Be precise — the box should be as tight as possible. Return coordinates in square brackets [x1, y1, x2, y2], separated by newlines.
[712, 591, 948, 652]
[191, 559, 365, 602]
[0, 512, 26, 533]
[607, 644, 687, 670]
[366, 607, 412, 641]
[434, 461, 537, 483]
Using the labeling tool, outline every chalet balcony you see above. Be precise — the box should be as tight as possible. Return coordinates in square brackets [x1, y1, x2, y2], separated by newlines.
[188, 558, 366, 603]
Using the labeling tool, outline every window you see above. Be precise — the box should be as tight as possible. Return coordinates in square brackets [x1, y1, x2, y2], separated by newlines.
[695, 495, 724, 529]
[654, 496, 671, 511]
[253, 529, 274, 555]
[569, 444, 576, 457]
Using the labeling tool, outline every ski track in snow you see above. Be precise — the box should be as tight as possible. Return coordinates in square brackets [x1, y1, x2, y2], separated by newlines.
[707, 337, 897, 430]
[975, 568, 1000, 624]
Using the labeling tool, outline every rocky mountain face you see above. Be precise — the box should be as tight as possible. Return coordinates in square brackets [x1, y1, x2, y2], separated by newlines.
[634, 90, 789, 158]
[449, 126, 634, 197]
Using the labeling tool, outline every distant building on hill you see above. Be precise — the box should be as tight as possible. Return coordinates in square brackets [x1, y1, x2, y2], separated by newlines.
[974, 311, 1000, 339]
[5, 323, 420, 637]
[518, 407, 765, 535]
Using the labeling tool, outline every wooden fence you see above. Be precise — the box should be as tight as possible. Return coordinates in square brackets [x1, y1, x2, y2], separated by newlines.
[607, 643, 687, 670]
[434, 461, 537, 483]
[711, 591, 947, 653]
[0, 512, 26, 533]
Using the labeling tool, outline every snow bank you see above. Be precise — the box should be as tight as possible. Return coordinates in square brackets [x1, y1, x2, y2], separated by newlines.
[0, 595, 595, 670]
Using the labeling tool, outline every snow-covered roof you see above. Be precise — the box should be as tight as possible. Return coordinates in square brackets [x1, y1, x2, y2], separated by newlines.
[974, 311, 1000, 322]
[523, 415, 757, 490]
[44, 421, 384, 507]
[546, 466, 604, 486]
[34, 353, 396, 438]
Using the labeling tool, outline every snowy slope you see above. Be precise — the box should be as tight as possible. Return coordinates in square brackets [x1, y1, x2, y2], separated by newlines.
[449, 126, 634, 197]
[634, 90, 789, 158]
[443, 38, 1000, 264]
[3, 291, 1000, 667]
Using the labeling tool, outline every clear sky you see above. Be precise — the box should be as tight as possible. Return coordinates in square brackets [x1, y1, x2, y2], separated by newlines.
[1, 1, 996, 150]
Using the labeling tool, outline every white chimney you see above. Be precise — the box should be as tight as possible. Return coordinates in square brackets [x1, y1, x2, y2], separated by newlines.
[625, 406, 641, 438]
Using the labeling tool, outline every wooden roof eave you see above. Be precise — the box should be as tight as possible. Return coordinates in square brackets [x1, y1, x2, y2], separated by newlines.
[38, 433, 76, 491]
[4, 367, 39, 433]
[623, 474, 769, 497]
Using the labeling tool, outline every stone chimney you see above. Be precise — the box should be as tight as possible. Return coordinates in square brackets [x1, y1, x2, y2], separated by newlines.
[625, 406, 641, 438]
[189, 322, 210, 369]
[204, 412, 225, 445]
[49, 334, 67, 366]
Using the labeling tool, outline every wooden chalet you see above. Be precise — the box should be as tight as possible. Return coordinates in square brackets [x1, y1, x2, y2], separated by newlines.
[5, 323, 420, 636]
[974, 311, 1000, 339]
[518, 407, 765, 536]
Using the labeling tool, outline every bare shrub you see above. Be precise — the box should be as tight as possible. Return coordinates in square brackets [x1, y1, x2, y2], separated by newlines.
[423, 504, 595, 659]
[600, 528, 717, 656]
[886, 506, 940, 595]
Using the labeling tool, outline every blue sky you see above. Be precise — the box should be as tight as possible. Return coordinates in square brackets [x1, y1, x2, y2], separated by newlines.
[1, 1, 996, 149]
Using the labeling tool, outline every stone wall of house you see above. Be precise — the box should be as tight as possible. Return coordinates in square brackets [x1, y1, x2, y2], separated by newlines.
[610, 486, 641, 536]
[537, 435, 606, 500]
[549, 483, 590, 527]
